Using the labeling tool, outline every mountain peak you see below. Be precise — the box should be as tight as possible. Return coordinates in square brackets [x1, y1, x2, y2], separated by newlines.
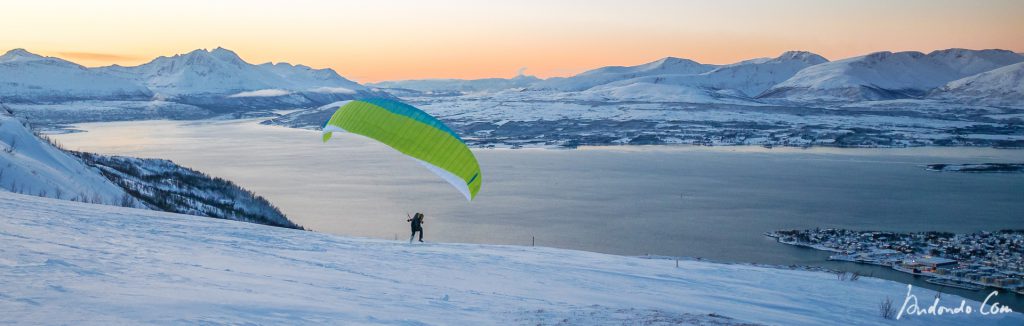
[0, 48, 46, 62]
[209, 47, 245, 63]
[650, 56, 698, 67]
[926, 48, 1020, 58]
[773, 51, 828, 64]
[4, 48, 39, 57]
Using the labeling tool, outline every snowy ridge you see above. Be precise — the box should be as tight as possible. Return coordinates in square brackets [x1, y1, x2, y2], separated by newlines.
[573, 51, 828, 102]
[74, 153, 302, 229]
[761, 50, 1024, 101]
[0, 49, 152, 103]
[0, 113, 131, 205]
[368, 74, 541, 94]
[2, 191, 1021, 325]
[932, 62, 1024, 106]
[532, 57, 718, 91]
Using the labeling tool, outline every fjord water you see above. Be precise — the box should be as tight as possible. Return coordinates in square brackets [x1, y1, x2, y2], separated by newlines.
[54, 119, 1024, 307]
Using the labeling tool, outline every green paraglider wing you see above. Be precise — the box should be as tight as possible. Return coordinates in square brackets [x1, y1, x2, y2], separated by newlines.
[322, 99, 481, 201]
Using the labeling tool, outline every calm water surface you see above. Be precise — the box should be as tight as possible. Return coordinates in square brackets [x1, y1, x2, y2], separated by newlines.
[53, 119, 1024, 309]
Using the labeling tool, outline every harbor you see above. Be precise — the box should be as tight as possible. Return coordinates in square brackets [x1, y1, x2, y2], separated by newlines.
[767, 228, 1024, 294]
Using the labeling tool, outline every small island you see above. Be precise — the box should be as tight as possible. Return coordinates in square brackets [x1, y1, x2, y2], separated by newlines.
[767, 228, 1024, 294]
[926, 163, 1024, 173]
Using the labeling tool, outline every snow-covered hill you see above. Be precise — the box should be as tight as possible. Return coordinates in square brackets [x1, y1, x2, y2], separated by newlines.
[601, 51, 827, 96]
[533, 57, 718, 91]
[761, 50, 1023, 101]
[0, 111, 131, 204]
[368, 74, 541, 94]
[570, 51, 829, 102]
[2, 191, 1021, 325]
[931, 62, 1024, 106]
[0, 49, 152, 103]
[75, 152, 302, 229]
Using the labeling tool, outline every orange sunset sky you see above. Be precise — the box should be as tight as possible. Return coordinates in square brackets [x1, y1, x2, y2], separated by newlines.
[1, 0, 1022, 82]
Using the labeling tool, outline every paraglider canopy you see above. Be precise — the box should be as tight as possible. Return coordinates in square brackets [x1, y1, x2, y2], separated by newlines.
[322, 99, 482, 201]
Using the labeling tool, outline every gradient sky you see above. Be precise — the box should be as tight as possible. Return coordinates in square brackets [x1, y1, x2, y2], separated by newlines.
[1, 0, 1022, 82]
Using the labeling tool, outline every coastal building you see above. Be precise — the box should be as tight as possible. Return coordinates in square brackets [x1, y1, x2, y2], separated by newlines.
[900, 257, 956, 272]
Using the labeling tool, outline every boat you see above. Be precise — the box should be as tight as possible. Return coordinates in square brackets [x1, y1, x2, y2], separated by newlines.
[926, 278, 985, 291]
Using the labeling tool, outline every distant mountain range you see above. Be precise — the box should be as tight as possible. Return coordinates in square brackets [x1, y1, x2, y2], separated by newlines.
[1, 47, 1021, 116]
[0, 48, 386, 111]
[1, 47, 1020, 159]
[372, 48, 1024, 105]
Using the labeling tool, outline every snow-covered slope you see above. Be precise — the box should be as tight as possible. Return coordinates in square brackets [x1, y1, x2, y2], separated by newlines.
[932, 62, 1024, 106]
[0, 49, 152, 103]
[259, 100, 350, 129]
[0, 112, 129, 204]
[533, 57, 718, 91]
[0, 106, 301, 226]
[2, 191, 1021, 325]
[369, 74, 541, 94]
[573, 82, 758, 104]
[75, 153, 302, 229]
[762, 50, 1024, 101]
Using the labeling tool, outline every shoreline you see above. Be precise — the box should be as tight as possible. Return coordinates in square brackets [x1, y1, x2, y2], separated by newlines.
[39, 117, 1024, 153]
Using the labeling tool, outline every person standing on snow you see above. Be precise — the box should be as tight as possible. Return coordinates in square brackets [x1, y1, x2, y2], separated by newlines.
[407, 212, 425, 243]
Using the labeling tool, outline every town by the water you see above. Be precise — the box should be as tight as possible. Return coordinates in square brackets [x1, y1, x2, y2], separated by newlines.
[767, 229, 1024, 294]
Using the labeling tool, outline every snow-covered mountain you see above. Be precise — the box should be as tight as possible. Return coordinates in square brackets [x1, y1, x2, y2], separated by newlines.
[579, 51, 829, 100]
[98, 47, 370, 97]
[96, 47, 383, 111]
[368, 74, 541, 94]
[532, 57, 718, 91]
[0, 111, 131, 204]
[761, 49, 1024, 101]
[0, 49, 152, 103]
[0, 47, 386, 114]
[4, 190, 1022, 325]
[931, 62, 1024, 106]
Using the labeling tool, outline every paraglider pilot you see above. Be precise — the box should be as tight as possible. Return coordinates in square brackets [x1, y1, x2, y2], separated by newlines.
[407, 212, 425, 243]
